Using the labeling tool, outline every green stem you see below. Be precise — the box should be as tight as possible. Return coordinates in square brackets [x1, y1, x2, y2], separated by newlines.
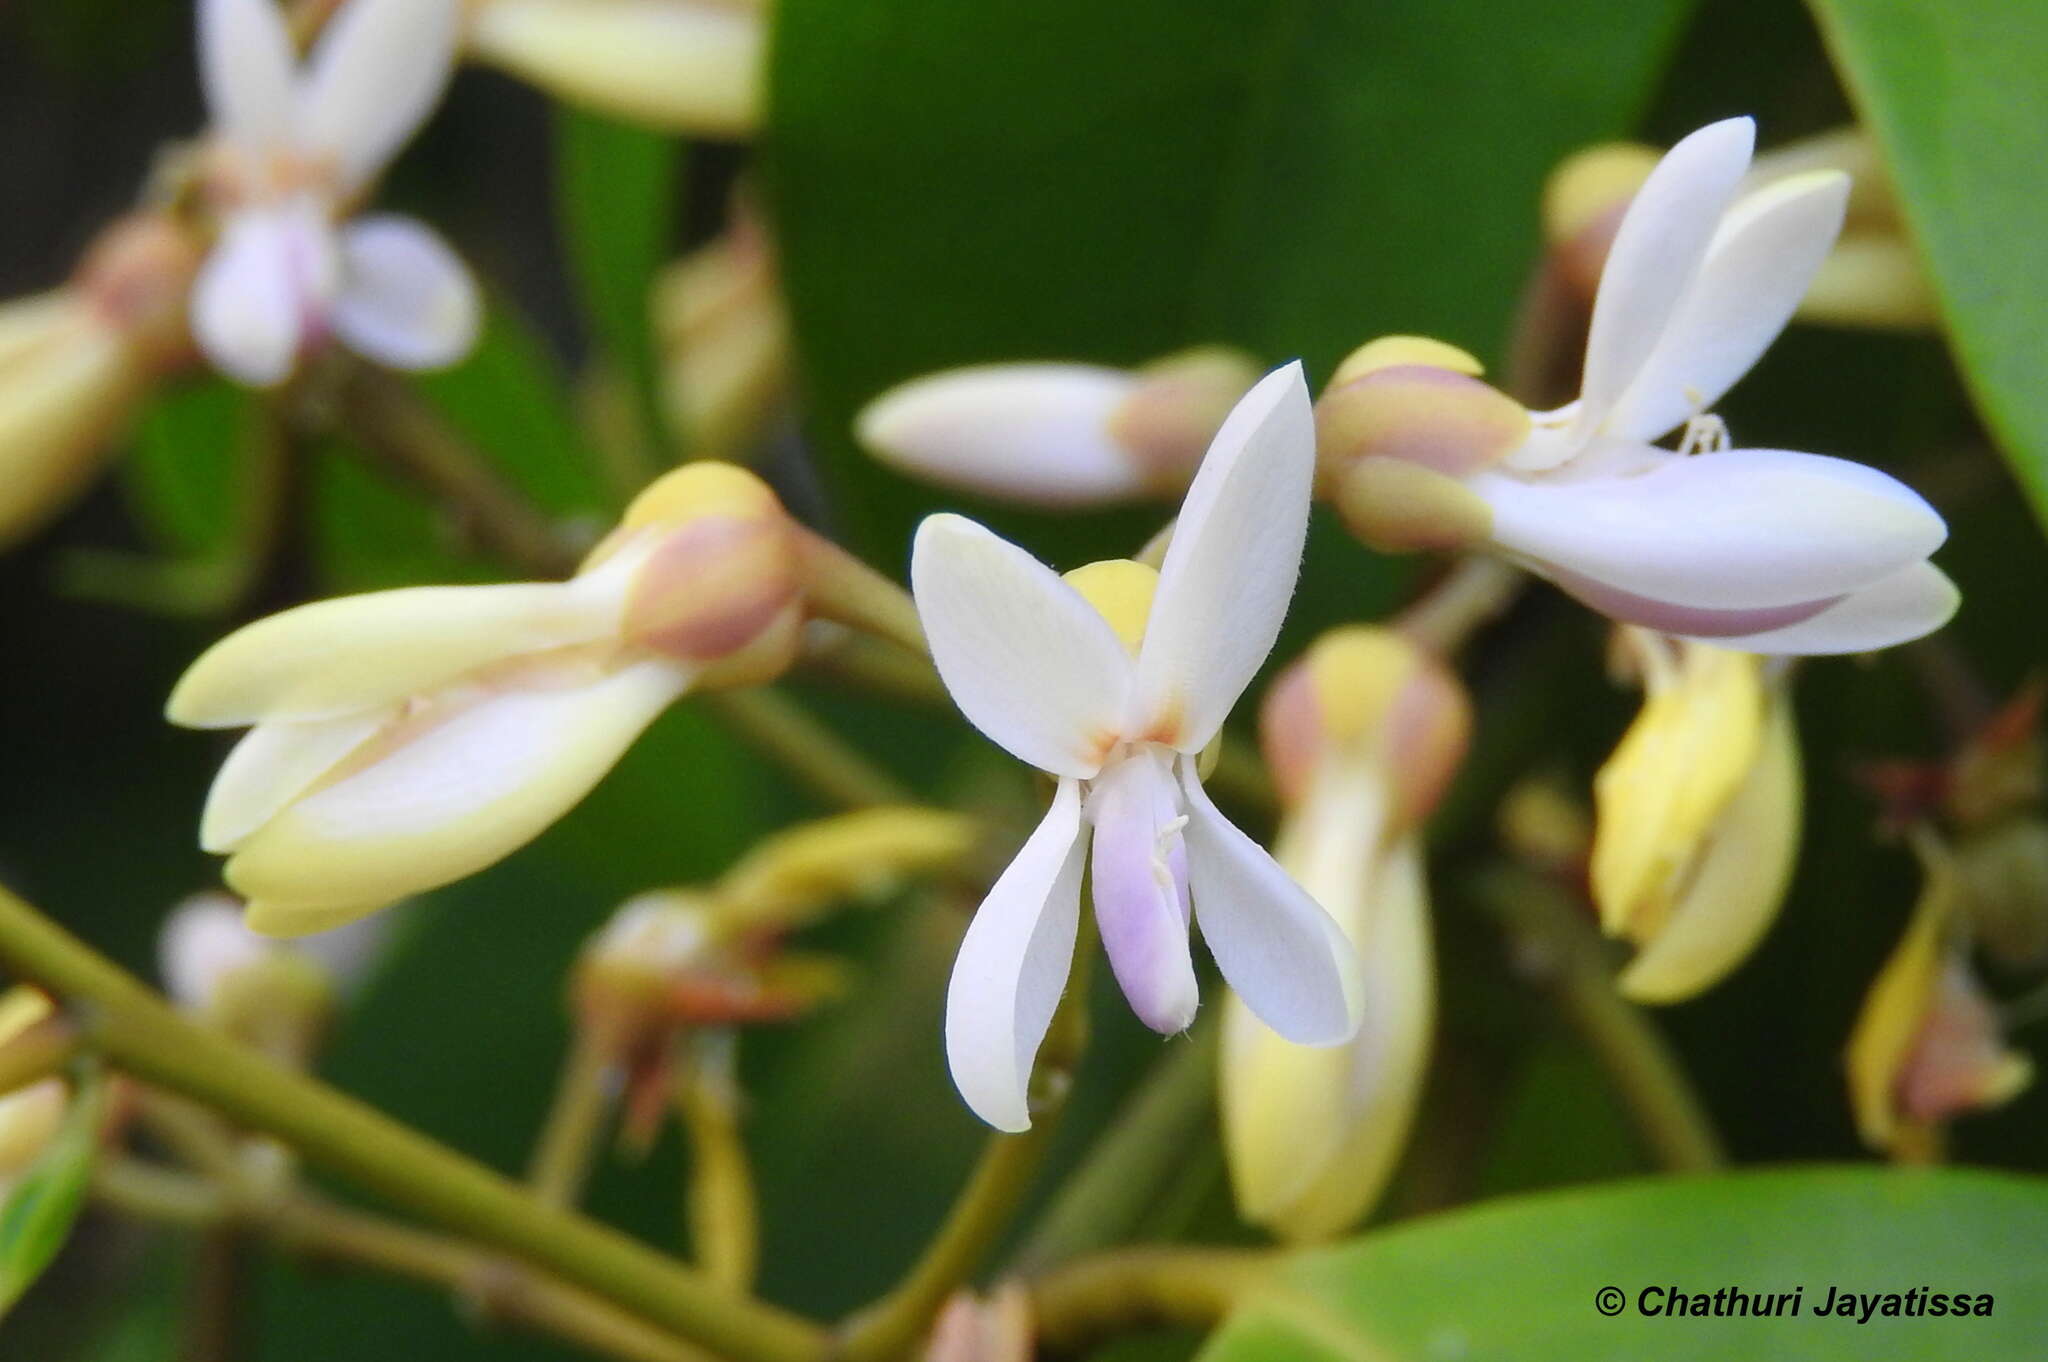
[796, 530, 928, 659]
[1010, 1019, 1219, 1272]
[701, 689, 910, 809]
[837, 921, 1095, 1361]
[1470, 868, 1726, 1172]
[1027, 1248, 1270, 1353]
[0, 884, 824, 1362]
[528, 1027, 618, 1210]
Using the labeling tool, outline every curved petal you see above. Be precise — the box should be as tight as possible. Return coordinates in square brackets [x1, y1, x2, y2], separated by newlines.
[857, 364, 1149, 506]
[469, 0, 764, 139]
[224, 658, 691, 932]
[169, 554, 634, 728]
[1133, 362, 1314, 751]
[910, 513, 1131, 777]
[200, 710, 392, 852]
[1576, 118, 1754, 435]
[944, 779, 1086, 1132]
[0, 319, 140, 549]
[331, 216, 480, 371]
[299, 0, 459, 190]
[1477, 446, 1946, 610]
[1678, 561, 1958, 655]
[1617, 694, 1800, 1003]
[1179, 757, 1359, 1045]
[198, 0, 297, 148]
[1088, 748, 1197, 1034]
[191, 205, 334, 389]
[1607, 170, 1849, 441]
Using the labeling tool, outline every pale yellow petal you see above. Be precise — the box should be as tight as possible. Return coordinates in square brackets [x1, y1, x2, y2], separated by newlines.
[1844, 840, 1955, 1151]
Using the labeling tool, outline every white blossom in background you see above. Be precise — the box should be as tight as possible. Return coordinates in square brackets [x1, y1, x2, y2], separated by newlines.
[160, 891, 391, 1011]
[192, 0, 479, 387]
[1322, 117, 1956, 655]
[912, 363, 1361, 1132]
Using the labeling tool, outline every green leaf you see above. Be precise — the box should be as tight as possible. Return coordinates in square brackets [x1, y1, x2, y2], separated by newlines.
[0, 1065, 103, 1316]
[1198, 1167, 2045, 1361]
[122, 379, 249, 558]
[1808, 0, 2048, 527]
[767, 0, 1698, 560]
[554, 107, 684, 462]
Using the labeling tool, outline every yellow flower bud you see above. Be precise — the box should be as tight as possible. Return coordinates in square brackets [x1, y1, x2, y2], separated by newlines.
[1591, 634, 1801, 1003]
[1845, 834, 2033, 1155]
[655, 213, 789, 463]
[1327, 335, 1486, 389]
[1329, 456, 1495, 553]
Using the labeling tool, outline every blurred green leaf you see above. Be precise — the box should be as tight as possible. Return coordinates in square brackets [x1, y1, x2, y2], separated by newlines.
[0, 1065, 102, 1317]
[1809, 0, 2048, 527]
[768, 0, 1697, 559]
[1199, 1167, 2045, 1361]
[554, 108, 683, 463]
[122, 381, 248, 559]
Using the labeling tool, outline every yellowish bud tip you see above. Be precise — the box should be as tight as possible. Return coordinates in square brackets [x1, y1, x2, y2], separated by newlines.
[614, 461, 784, 537]
[1316, 364, 1529, 485]
[1331, 457, 1494, 554]
[1259, 626, 1470, 821]
[1327, 335, 1484, 389]
[1107, 345, 1262, 491]
[0, 987, 55, 1049]
[1062, 558, 1160, 655]
[1542, 142, 1659, 247]
[0, 1079, 68, 1179]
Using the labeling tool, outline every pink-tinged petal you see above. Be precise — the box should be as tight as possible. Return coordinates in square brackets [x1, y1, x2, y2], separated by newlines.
[201, 710, 393, 852]
[1476, 445, 1945, 610]
[857, 364, 1150, 506]
[190, 204, 336, 388]
[198, 0, 297, 148]
[1678, 562, 1959, 655]
[331, 216, 479, 371]
[911, 513, 1132, 777]
[944, 779, 1086, 1132]
[299, 0, 459, 190]
[1133, 362, 1314, 751]
[1179, 756, 1359, 1045]
[1087, 747, 1197, 1034]
[169, 554, 637, 728]
[226, 658, 692, 933]
[1576, 118, 1755, 436]
[1607, 169, 1849, 442]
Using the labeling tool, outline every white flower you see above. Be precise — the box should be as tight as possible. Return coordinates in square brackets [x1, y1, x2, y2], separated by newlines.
[1326, 118, 1955, 655]
[912, 363, 1361, 1132]
[191, 0, 479, 387]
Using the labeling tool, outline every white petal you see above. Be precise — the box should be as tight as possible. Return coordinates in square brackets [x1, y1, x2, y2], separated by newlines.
[226, 658, 691, 932]
[1681, 562, 1959, 655]
[857, 365, 1149, 506]
[910, 513, 1132, 777]
[1088, 748, 1197, 1034]
[330, 216, 479, 371]
[201, 710, 393, 852]
[190, 205, 335, 388]
[198, 0, 297, 148]
[1576, 118, 1755, 435]
[1133, 362, 1314, 751]
[468, 0, 763, 138]
[944, 779, 1086, 1132]
[1476, 446, 1946, 609]
[299, 0, 459, 190]
[169, 554, 636, 728]
[1179, 757, 1359, 1045]
[1607, 170, 1849, 441]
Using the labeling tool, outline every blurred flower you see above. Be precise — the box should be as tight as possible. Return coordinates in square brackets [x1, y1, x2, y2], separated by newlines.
[655, 203, 790, 462]
[912, 363, 1359, 1132]
[190, 0, 478, 386]
[1590, 631, 1801, 1002]
[1846, 833, 2032, 1157]
[859, 346, 1261, 507]
[0, 215, 202, 548]
[1223, 627, 1468, 1241]
[1320, 118, 1956, 654]
[168, 463, 806, 936]
[465, 0, 765, 137]
[0, 989, 69, 1188]
[922, 1284, 1033, 1362]
[1547, 127, 1937, 332]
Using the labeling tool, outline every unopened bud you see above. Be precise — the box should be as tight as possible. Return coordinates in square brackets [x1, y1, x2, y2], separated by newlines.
[74, 212, 204, 371]
[467, 0, 765, 138]
[160, 894, 336, 1063]
[1541, 142, 1658, 296]
[1062, 558, 1159, 655]
[1259, 626, 1470, 827]
[1498, 777, 1592, 873]
[656, 213, 788, 462]
[1315, 361, 1529, 483]
[1107, 346, 1262, 491]
[597, 462, 804, 687]
[1330, 456, 1495, 554]
[0, 989, 67, 1179]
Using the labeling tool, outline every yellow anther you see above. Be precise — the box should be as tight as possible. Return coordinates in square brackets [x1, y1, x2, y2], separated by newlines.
[1063, 558, 1160, 655]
